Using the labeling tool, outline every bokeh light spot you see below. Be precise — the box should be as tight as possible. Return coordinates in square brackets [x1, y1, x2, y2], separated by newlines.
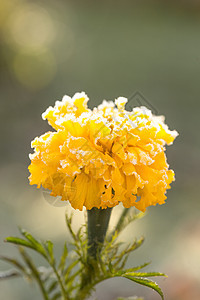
[6, 3, 55, 50]
[12, 50, 56, 90]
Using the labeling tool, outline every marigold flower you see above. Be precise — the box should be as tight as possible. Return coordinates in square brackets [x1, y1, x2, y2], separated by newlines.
[28, 92, 178, 211]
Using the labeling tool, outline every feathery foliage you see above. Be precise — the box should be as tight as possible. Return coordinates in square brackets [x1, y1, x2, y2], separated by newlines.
[0, 208, 166, 299]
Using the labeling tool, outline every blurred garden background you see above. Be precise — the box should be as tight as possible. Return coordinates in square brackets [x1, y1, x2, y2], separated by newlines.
[0, 0, 200, 299]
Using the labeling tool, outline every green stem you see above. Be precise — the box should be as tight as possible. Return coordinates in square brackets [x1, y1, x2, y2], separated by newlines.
[76, 208, 112, 300]
[87, 207, 112, 259]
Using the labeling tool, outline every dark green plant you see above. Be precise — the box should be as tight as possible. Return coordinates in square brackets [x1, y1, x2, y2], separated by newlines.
[0, 207, 166, 300]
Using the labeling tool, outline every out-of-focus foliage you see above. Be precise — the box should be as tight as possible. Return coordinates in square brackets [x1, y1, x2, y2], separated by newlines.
[0, 0, 200, 299]
[1, 210, 166, 300]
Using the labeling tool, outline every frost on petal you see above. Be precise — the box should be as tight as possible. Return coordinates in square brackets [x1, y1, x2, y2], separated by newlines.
[29, 92, 178, 211]
[115, 97, 128, 111]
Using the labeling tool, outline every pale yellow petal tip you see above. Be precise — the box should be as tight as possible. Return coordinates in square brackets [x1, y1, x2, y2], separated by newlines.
[73, 91, 89, 101]
[73, 92, 89, 108]
[29, 92, 178, 211]
[115, 97, 128, 110]
[42, 106, 53, 120]
[172, 129, 179, 140]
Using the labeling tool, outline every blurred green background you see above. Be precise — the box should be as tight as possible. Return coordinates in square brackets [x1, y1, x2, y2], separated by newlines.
[0, 0, 200, 299]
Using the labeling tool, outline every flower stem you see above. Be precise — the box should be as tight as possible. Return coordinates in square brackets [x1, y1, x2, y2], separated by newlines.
[87, 207, 112, 259]
[77, 208, 112, 300]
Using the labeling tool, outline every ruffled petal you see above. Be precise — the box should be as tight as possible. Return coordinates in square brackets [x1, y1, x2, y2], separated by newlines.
[29, 92, 178, 211]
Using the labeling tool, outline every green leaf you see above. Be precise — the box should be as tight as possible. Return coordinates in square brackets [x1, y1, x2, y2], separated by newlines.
[124, 262, 151, 272]
[76, 226, 83, 241]
[116, 262, 151, 276]
[0, 255, 28, 275]
[50, 292, 62, 300]
[65, 268, 82, 285]
[65, 213, 77, 241]
[98, 257, 107, 275]
[113, 237, 144, 270]
[58, 243, 68, 268]
[20, 229, 47, 258]
[108, 261, 113, 273]
[0, 269, 22, 280]
[124, 271, 166, 278]
[5, 232, 47, 259]
[48, 280, 58, 293]
[5, 237, 34, 249]
[123, 276, 164, 299]
[45, 241, 55, 265]
[64, 259, 79, 283]
[108, 208, 145, 242]
[118, 254, 129, 271]
[19, 247, 49, 300]
[117, 297, 144, 300]
[128, 237, 145, 252]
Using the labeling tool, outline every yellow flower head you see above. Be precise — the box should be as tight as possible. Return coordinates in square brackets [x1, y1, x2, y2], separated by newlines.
[29, 92, 178, 211]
